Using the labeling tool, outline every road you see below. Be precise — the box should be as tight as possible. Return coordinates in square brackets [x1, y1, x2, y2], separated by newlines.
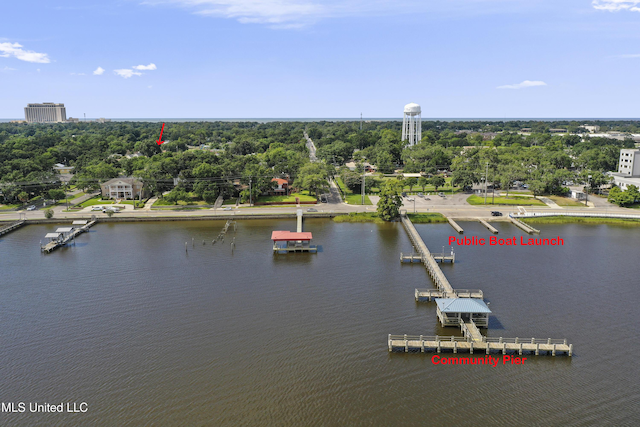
[303, 131, 318, 162]
[1, 192, 635, 221]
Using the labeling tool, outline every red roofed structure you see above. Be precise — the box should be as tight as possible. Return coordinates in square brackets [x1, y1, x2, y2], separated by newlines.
[271, 231, 313, 241]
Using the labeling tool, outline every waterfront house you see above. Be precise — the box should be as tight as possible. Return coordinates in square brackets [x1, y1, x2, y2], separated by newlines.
[100, 177, 148, 200]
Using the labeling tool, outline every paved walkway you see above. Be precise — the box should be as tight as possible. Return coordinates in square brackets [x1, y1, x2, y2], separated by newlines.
[143, 197, 158, 210]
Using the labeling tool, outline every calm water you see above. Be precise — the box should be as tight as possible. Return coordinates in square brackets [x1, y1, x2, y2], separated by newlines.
[0, 219, 639, 426]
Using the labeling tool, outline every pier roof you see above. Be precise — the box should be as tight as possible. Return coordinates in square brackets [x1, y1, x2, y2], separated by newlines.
[56, 227, 74, 233]
[435, 298, 492, 314]
[44, 232, 61, 238]
[271, 231, 312, 241]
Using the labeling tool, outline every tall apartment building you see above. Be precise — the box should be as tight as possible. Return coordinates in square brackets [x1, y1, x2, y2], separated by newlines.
[24, 103, 67, 123]
[618, 149, 640, 177]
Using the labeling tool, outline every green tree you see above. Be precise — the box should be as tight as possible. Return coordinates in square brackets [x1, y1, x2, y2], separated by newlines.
[48, 189, 66, 202]
[376, 180, 403, 221]
[430, 176, 445, 191]
[44, 208, 54, 219]
[418, 176, 429, 192]
[294, 162, 329, 196]
[406, 177, 418, 192]
[18, 191, 29, 204]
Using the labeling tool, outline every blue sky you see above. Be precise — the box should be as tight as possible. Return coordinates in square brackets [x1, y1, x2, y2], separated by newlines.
[1, 0, 640, 118]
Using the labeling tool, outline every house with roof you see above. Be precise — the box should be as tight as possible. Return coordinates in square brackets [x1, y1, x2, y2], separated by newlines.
[100, 177, 148, 200]
[268, 178, 290, 195]
[435, 298, 491, 328]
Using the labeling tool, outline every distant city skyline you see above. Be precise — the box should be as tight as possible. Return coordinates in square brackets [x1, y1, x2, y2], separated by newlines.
[2, 1, 640, 118]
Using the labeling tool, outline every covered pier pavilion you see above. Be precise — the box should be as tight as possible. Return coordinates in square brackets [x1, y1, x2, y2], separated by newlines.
[435, 298, 492, 328]
[271, 231, 317, 253]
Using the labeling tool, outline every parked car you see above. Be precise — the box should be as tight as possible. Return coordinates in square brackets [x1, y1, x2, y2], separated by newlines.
[26, 205, 36, 211]
[103, 207, 120, 213]
[223, 207, 232, 211]
[424, 197, 431, 201]
[307, 208, 318, 212]
[406, 197, 414, 201]
[438, 192, 445, 197]
[91, 206, 104, 211]
[417, 193, 424, 198]
[522, 184, 529, 189]
[491, 211, 503, 216]
[401, 192, 407, 197]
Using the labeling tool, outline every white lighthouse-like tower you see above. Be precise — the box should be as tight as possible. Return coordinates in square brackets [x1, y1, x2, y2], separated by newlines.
[402, 102, 422, 146]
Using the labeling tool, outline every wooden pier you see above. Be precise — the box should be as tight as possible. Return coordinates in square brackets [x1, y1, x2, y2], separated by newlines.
[0, 220, 25, 236]
[415, 288, 484, 301]
[510, 217, 540, 234]
[401, 251, 455, 263]
[388, 334, 572, 356]
[447, 217, 464, 233]
[395, 214, 572, 357]
[399, 214, 459, 295]
[41, 220, 96, 253]
[478, 219, 498, 234]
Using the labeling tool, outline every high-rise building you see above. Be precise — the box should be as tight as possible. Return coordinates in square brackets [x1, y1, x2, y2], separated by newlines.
[24, 103, 67, 123]
[402, 103, 421, 146]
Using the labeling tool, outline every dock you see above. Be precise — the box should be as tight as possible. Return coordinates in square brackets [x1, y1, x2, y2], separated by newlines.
[394, 213, 572, 357]
[447, 217, 464, 233]
[388, 334, 572, 356]
[509, 217, 540, 234]
[401, 250, 455, 263]
[41, 220, 96, 253]
[400, 214, 456, 295]
[0, 220, 25, 236]
[415, 289, 483, 301]
[478, 219, 498, 234]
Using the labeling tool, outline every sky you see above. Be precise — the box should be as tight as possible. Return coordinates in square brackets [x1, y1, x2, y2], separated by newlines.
[1, 0, 640, 118]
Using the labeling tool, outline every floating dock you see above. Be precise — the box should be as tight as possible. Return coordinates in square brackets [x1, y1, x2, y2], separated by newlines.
[0, 220, 25, 236]
[41, 220, 96, 253]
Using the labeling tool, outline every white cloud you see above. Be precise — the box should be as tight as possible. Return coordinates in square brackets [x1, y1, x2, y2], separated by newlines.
[70, 72, 86, 76]
[497, 80, 547, 90]
[613, 53, 640, 58]
[132, 63, 157, 70]
[114, 69, 143, 78]
[1, 66, 17, 72]
[93, 66, 105, 75]
[148, 85, 153, 89]
[0, 42, 50, 63]
[593, 1, 640, 11]
[144, 0, 330, 28]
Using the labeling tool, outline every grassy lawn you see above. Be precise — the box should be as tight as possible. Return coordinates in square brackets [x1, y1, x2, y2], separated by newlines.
[547, 195, 587, 207]
[68, 192, 86, 201]
[257, 191, 316, 203]
[345, 194, 373, 205]
[222, 198, 237, 205]
[333, 213, 384, 223]
[336, 177, 373, 205]
[467, 195, 546, 206]
[523, 216, 640, 225]
[153, 198, 208, 207]
[0, 204, 21, 210]
[79, 197, 115, 208]
[406, 213, 447, 223]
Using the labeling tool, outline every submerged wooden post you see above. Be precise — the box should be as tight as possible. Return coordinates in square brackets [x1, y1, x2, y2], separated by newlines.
[185, 242, 188, 252]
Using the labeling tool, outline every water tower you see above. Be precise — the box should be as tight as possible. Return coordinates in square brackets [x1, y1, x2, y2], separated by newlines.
[402, 103, 422, 146]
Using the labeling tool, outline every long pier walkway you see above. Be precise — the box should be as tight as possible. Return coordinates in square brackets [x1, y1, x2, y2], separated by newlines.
[400, 214, 456, 295]
[0, 220, 25, 236]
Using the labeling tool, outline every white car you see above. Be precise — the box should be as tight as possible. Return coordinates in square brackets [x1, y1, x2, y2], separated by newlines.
[91, 206, 104, 211]
[223, 207, 232, 211]
[26, 205, 36, 211]
[406, 197, 414, 201]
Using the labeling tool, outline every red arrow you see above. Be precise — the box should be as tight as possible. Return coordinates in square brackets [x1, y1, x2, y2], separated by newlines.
[156, 122, 165, 145]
